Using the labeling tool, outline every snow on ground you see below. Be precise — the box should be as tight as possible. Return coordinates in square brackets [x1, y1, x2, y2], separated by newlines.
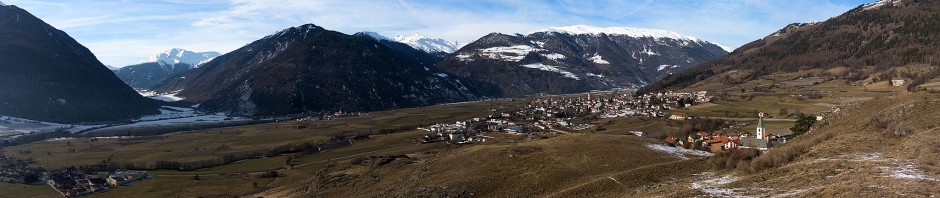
[863, 0, 900, 10]
[658, 65, 678, 71]
[455, 54, 473, 61]
[541, 53, 566, 60]
[478, 45, 543, 62]
[0, 115, 105, 135]
[645, 144, 713, 160]
[433, 73, 449, 78]
[690, 172, 742, 197]
[586, 73, 605, 78]
[98, 113, 249, 131]
[1, 105, 249, 136]
[816, 152, 940, 182]
[138, 89, 185, 102]
[883, 162, 940, 182]
[519, 63, 580, 80]
[589, 54, 609, 64]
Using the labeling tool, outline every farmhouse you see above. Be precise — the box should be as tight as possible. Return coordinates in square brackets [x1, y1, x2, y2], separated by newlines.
[669, 112, 688, 120]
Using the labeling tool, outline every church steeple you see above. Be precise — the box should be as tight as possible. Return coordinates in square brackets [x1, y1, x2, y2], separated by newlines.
[756, 112, 766, 140]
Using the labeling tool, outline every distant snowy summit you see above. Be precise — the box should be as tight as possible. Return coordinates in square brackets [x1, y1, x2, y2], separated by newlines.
[532, 25, 700, 40]
[364, 32, 460, 53]
[143, 48, 221, 67]
[531, 25, 732, 52]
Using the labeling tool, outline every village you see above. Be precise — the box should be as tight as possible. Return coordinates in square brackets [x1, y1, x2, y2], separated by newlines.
[416, 90, 815, 158]
[418, 91, 715, 144]
[663, 112, 786, 153]
[0, 153, 150, 197]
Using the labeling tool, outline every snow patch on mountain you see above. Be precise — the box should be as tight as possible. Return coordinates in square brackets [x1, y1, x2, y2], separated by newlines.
[143, 48, 221, 67]
[541, 53, 566, 60]
[520, 63, 579, 80]
[476, 45, 543, 62]
[658, 65, 679, 71]
[531, 25, 701, 41]
[863, 0, 900, 10]
[589, 54, 609, 64]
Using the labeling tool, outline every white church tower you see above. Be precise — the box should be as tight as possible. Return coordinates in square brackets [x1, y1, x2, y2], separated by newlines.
[756, 112, 766, 140]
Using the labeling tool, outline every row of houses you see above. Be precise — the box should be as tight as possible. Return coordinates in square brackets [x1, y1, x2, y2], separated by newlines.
[664, 112, 786, 153]
[0, 156, 43, 184]
[47, 167, 149, 197]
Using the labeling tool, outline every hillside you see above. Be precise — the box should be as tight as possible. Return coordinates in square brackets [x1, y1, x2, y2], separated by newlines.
[153, 24, 485, 116]
[0, 5, 158, 123]
[606, 92, 940, 197]
[254, 134, 708, 198]
[437, 25, 727, 97]
[641, 0, 940, 93]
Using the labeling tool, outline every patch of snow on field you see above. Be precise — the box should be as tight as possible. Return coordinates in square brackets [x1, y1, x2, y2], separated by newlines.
[883, 162, 940, 182]
[689, 172, 742, 197]
[645, 144, 712, 160]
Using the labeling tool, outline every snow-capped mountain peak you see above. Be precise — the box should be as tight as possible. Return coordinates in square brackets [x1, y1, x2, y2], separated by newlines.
[361, 32, 459, 53]
[392, 33, 459, 53]
[143, 48, 221, 67]
[530, 25, 701, 41]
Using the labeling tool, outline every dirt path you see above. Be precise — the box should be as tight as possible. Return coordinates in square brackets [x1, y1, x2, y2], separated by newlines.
[543, 157, 706, 197]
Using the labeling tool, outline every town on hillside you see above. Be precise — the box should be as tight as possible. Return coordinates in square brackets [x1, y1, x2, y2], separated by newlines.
[417, 91, 714, 144]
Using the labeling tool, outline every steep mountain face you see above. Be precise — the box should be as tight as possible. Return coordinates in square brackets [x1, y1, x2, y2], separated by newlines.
[641, 0, 940, 93]
[0, 5, 158, 123]
[153, 24, 484, 116]
[435, 25, 728, 97]
[115, 49, 220, 89]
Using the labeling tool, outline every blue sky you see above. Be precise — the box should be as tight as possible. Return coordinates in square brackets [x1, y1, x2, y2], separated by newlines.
[4, 0, 874, 67]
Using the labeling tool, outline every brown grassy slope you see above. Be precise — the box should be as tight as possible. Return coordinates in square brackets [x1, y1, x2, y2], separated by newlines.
[254, 134, 697, 198]
[626, 92, 940, 197]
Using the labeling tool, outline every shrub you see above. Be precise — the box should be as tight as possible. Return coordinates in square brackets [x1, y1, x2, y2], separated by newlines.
[745, 131, 834, 173]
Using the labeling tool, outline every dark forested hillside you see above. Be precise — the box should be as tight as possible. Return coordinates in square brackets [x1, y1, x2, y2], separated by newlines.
[0, 5, 158, 123]
[153, 24, 485, 116]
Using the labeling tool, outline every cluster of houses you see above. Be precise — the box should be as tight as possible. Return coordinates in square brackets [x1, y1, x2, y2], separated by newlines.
[0, 156, 43, 184]
[664, 112, 785, 152]
[47, 167, 149, 197]
[417, 91, 714, 144]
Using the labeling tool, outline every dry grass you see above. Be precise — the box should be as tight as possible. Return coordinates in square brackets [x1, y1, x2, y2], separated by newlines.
[255, 134, 687, 198]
